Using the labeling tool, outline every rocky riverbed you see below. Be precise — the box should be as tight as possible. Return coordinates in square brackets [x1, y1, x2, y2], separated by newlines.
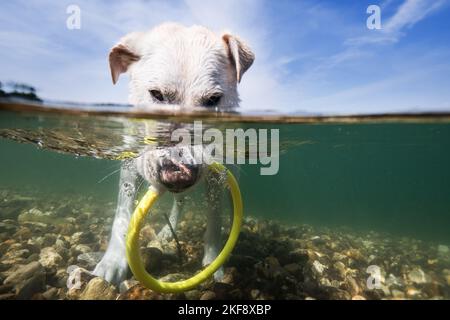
[1, 187, 450, 300]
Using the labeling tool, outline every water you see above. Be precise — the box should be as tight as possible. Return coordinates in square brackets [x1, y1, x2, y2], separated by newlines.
[1, 100, 450, 300]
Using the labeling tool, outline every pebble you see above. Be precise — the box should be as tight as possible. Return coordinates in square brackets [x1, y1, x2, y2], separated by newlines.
[72, 244, 91, 255]
[119, 280, 139, 294]
[77, 252, 104, 270]
[0, 222, 17, 234]
[141, 247, 163, 273]
[70, 232, 95, 245]
[39, 247, 63, 269]
[346, 276, 360, 295]
[200, 291, 216, 300]
[312, 260, 326, 275]
[391, 289, 405, 299]
[406, 287, 421, 298]
[184, 289, 201, 300]
[3, 261, 45, 299]
[42, 287, 59, 300]
[407, 268, 429, 284]
[2, 189, 450, 300]
[79, 277, 117, 300]
[334, 261, 347, 279]
[250, 289, 261, 299]
[284, 263, 301, 276]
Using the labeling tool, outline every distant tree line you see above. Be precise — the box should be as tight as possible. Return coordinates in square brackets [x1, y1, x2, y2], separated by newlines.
[0, 81, 42, 102]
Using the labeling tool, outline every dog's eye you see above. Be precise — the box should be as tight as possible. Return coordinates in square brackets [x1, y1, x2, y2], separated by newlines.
[202, 94, 222, 107]
[149, 90, 165, 102]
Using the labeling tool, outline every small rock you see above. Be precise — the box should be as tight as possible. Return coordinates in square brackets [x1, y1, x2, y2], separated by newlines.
[407, 268, 429, 284]
[391, 289, 405, 299]
[117, 284, 159, 300]
[119, 280, 139, 294]
[0, 263, 9, 272]
[346, 277, 360, 295]
[319, 277, 332, 287]
[39, 247, 63, 269]
[385, 273, 403, 287]
[332, 252, 347, 261]
[79, 277, 118, 300]
[42, 287, 59, 300]
[18, 208, 55, 225]
[333, 261, 346, 279]
[58, 223, 75, 235]
[0, 241, 12, 255]
[284, 263, 301, 276]
[3, 248, 31, 261]
[4, 261, 46, 299]
[72, 244, 91, 256]
[159, 273, 186, 282]
[42, 234, 57, 247]
[312, 260, 326, 276]
[212, 282, 233, 299]
[77, 252, 104, 270]
[71, 232, 95, 245]
[229, 288, 243, 299]
[406, 287, 421, 298]
[0, 222, 17, 234]
[311, 236, 326, 246]
[0, 293, 16, 300]
[140, 225, 157, 242]
[250, 289, 260, 299]
[141, 247, 163, 273]
[200, 291, 216, 300]
[0, 284, 14, 294]
[351, 295, 366, 300]
[24, 253, 40, 264]
[184, 289, 201, 300]
[4, 261, 43, 285]
[13, 227, 32, 240]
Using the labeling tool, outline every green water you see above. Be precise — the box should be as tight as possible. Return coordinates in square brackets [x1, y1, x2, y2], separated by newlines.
[1, 114, 449, 243]
[241, 123, 450, 243]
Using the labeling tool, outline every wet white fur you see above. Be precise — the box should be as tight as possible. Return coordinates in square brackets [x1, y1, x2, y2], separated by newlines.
[92, 23, 254, 285]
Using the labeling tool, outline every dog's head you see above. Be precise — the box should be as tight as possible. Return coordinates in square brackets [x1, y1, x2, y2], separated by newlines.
[112, 23, 254, 193]
[109, 23, 254, 111]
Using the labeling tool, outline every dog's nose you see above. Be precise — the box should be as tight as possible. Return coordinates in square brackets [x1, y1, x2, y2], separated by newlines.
[159, 158, 199, 193]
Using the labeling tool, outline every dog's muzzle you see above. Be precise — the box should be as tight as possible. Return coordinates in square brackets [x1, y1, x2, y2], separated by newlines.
[158, 158, 199, 193]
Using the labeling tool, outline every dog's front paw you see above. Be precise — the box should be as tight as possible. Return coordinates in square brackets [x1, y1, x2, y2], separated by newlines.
[92, 253, 129, 286]
[202, 246, 224, 281]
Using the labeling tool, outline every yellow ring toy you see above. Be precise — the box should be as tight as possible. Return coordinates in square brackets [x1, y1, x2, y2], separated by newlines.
[126, 163, 243, 293]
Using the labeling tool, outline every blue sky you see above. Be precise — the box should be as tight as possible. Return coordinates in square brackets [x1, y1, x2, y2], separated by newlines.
[1, 0, 450, 114]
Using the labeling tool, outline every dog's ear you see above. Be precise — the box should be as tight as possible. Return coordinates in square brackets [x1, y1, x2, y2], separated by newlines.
[222, 34, 255, 83]
[109, 32, 142, 84]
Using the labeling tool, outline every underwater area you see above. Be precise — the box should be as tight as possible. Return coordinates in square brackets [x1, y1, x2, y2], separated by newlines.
[1, 101, 450, 300]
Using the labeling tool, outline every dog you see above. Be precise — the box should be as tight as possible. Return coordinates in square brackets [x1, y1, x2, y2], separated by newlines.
[92, 23, 254, 285]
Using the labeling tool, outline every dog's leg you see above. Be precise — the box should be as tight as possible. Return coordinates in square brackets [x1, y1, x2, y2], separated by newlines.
[157, 195, 185, 241]
[203, 170, 225, 281]
[93, 159, 138, 285]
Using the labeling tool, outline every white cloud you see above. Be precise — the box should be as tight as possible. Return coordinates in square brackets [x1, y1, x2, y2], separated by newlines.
[384, 0, 447, 32]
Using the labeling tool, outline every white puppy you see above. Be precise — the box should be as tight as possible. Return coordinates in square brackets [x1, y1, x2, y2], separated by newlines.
[93, 23, 254, 285]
